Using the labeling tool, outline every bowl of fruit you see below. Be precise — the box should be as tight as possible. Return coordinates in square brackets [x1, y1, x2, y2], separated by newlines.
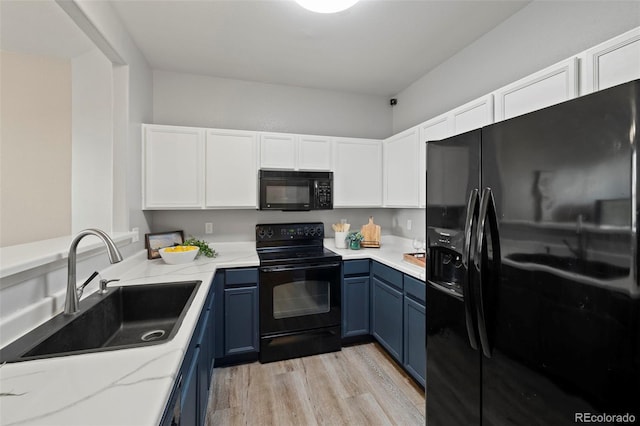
[158, 245, 200, 265]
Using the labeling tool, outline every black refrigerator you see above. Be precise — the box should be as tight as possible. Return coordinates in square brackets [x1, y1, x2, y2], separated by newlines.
[426, 79, 640, 425]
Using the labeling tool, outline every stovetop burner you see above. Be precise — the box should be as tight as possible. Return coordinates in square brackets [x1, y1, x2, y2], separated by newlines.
[258, 247, 341, 266]
[255, 222, 341, 266]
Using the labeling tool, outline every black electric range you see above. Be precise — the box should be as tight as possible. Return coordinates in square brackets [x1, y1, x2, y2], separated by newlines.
[256, 222, 342, 363]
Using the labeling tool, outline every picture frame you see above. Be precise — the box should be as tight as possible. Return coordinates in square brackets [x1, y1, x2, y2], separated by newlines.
[145, 230, 184, 259]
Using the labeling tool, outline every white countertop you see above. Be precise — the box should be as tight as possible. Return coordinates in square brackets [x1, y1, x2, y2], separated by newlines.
[0, 242, 257, 426]
[0, 238, 423, 425]
[326, 235, 426, 281]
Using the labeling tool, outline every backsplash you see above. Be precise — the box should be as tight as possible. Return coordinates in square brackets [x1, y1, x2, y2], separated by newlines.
[149, 209, 400, 242]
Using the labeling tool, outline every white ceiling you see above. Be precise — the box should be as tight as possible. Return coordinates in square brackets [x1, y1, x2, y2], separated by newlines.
[111, 0, 531, 97]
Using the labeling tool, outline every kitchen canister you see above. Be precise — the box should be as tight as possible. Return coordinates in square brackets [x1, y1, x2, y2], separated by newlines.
[335, 231, 348, 249]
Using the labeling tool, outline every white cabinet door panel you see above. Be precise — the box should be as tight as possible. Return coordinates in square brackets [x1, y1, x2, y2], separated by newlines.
[419, 115, 453, 207]
[205, 129, 258, 208]
[384, 127, 420, 207]
[143, 125, 204, 209]
[451, 95, 494, 135]
[334, 138, 383, 207]
[298, 135, 332, 170]
[495, 58, 578, 121]
[582, 27, 640, 94]
[260, 133, 296, 169]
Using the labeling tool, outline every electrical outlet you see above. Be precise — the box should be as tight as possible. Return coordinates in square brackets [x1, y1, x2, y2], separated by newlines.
[407, 219, 412, 231]
[205, 223, 213, 234]
[132, 227, 139, 243]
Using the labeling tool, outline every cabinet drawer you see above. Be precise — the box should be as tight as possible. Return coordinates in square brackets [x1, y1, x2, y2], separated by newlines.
[344, 259, 370, 276]
[404, 275, 426, 304]
[372, 261, 403, 290]
[225, 268, 258, 286]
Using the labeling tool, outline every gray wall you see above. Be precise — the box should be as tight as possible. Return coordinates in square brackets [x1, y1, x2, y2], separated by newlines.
[150, 209, 395, 242]
[392, 1, 640, 133]
[153, 70, 392, 139]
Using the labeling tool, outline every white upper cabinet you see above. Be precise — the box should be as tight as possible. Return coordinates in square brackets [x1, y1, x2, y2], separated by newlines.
[333, 138, 383, 207]
[259, 132, 297, 169]
[205, 129, 258, 208]
[494, 58, 579, 122]
[581, 27, 640, 95]
[419, 115, 454, 207]
[297, 135, 332, 170]
[143, 125, 204, 209]
[451, 95, 494, 135]
[384, 126, 420, 207]
[259, 132, 332, 170]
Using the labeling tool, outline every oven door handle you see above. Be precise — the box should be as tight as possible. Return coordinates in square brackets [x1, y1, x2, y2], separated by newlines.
[260, 262, 341, 273]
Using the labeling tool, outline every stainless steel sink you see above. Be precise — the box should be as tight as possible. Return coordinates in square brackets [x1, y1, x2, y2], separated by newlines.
[0, 280, 201, 363]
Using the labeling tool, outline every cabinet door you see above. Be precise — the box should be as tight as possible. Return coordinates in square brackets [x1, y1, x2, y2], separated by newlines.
[297, 135, 332, 170]
[224, 286, 259, 355]
[494, 58, 578, 122]
[404, 296, 426, 387]
[197, 310, 212, 426]
[143, 125, 204, 209]
[342, 276, 370, 338]
[371, 276, 403, 362]
[260, 132, 296, 169]
[450, 95, 494, 136]
[384, 126, 420, 207]
[333, 138, 383, 207]
[181, 346, 200, 426]
[582, 27, 640, 95]
[419, 115, 453, 207]
[205, 129, 258, 208]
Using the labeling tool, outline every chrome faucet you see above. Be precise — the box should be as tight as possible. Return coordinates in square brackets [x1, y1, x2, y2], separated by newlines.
[65, 229, 124, 315]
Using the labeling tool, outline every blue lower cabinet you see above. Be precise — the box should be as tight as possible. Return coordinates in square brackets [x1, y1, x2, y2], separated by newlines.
[224, 286, 259, 355]
[404, 296, 426, 387]
[198, 310, 212, 426]
[161, 278, 216, 426]
[371, 276, 403, 362]
[181, 346, 200, 426]
[342, 276, 370, 337]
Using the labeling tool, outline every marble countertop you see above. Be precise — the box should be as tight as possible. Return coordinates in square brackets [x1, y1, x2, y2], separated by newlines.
[0, 238, 423, 425]
[0, 242, 257, 426]
[326, 235, 426, 281]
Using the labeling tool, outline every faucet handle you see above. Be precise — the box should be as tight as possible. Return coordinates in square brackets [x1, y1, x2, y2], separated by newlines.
[99, 278, 120, 294]
[76, 271, 99, 299]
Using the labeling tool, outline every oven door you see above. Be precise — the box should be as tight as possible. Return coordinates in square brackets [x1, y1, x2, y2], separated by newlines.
[259, 261, 341, 336]
[259, 176, 314, 211]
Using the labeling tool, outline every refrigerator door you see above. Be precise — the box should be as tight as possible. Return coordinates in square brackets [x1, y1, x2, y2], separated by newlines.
[481, 80, 640, 425]
[426, 130, 481, 425]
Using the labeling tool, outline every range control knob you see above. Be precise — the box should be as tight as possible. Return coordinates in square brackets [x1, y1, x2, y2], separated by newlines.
[315, 226, 323, 237]
[266, 228, 274, 238]
[257, 228, 266, 239]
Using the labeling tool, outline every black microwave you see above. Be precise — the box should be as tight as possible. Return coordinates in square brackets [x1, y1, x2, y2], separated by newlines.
[259, 170, 333, 211]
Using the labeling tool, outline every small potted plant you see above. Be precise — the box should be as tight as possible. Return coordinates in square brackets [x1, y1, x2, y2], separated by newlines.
[346, 231, 364, 250]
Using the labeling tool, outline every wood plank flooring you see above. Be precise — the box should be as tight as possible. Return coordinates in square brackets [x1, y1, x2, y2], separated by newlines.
[207, 342, 426, 426]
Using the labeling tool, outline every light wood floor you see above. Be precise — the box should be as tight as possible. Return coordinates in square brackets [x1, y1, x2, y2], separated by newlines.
[207, 342, 426, 425]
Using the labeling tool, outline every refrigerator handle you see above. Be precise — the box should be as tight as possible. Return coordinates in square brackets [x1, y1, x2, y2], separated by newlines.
[462, 188, 479, 351]
[474, 187, 501, 359]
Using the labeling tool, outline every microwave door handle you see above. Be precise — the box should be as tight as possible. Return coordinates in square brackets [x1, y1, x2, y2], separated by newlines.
[314, 180, 319, 208]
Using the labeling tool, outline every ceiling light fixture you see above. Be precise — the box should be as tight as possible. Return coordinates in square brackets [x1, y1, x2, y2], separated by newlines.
[295, 0, 359, 14]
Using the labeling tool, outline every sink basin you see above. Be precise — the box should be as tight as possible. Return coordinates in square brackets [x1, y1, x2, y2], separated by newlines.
[0, 280, 201, 363]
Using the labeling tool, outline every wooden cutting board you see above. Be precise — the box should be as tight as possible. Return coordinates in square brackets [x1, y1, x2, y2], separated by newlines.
[361, 217, 381, 248]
